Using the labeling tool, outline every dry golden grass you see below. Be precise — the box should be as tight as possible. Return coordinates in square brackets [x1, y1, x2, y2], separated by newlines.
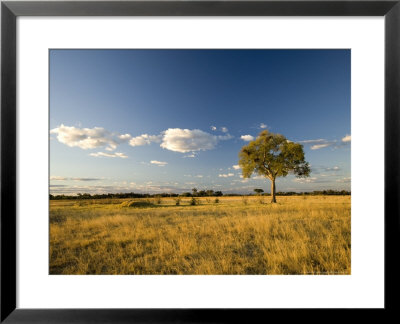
[50, 196, 350, 275]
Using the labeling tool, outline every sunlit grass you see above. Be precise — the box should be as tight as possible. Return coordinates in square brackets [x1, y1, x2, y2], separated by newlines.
[50, 196, 350, 275]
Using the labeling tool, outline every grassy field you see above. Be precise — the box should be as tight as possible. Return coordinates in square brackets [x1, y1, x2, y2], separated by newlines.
[50, 195, 351, 275]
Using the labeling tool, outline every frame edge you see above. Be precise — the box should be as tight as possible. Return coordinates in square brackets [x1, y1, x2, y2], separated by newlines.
[384, 0, 400, 313]
[1, 1, 16, 322]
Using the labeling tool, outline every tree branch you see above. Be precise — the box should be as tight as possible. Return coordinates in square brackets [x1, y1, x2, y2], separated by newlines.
[262, 149, 272, 177]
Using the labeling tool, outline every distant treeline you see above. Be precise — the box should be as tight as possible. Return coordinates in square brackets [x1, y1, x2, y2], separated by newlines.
[49, 190, 223, 200]
[49, 189, 350, 200]
[275, 190, 351, 196]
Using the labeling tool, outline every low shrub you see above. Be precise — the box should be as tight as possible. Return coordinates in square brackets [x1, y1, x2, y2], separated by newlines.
[121, 200, 154, 208]
[190, 197, 199, 206]
[154, 196, 162, 205]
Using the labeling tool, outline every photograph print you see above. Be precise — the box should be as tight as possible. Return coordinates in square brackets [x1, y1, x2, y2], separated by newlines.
[49, 49, 351, 275]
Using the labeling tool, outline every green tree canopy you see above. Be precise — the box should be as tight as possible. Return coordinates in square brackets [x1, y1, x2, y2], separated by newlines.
[239, 130, 310, 203]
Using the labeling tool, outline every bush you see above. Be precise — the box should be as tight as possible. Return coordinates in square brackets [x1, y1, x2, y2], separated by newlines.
[175, 197, 181, 206]
[214, 198, 219, 204]
[190, 197, 199, 206]
[121, 200, 154, 208]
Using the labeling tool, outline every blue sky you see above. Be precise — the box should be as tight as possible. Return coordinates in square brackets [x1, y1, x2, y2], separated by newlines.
[50, 49, 350, 195]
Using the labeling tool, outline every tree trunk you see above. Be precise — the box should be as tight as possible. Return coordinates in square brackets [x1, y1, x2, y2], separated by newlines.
[270, 178, 276, 203]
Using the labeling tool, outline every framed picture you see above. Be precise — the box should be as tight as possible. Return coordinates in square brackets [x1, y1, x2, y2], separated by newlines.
[1, 0, 399, 322]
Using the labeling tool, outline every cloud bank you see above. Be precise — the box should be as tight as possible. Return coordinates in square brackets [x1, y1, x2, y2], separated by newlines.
[50, 176, 102, 181]
[52, 124, 234, 155]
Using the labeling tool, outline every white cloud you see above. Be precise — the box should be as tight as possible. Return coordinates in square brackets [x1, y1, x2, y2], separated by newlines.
[119, 134, 132, 141]
[300, 136, 351, 150]
[89, 152, 128, 158]
[325, 166, 340, 171]
[221, 127, 229, 133]
[50, 176, 101, 181]
[293, 177, 318, 183]
[219, 173, 234, 178]
[217, 133, 234, 140]
[50, 124, 130, 151]
[300, 139, 336, 149]
[104, 145, 117, 152]
[337, 177, 351, 183]
[160, 128, 219, 153]
[232, 165, 240, 170]
[311, 143, 333, 150]
[129, 134, 162, 147]
[240, 135, 254, 141]
[299, 139, 326, 144]
[233, 177, 249, 183]
[183, 153, 196, 158]
[210, 126, 217, 131]
[260, 123, 267, 129]
[342, 135, 351, 142]
[150, 160, 168, 166]
[195, 175, 203, 178]
[253, 175, 265, 180]
[50, 176, 68, 181]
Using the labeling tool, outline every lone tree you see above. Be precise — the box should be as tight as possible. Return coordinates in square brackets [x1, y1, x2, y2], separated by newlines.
[254, 188, 264, 196]
[239, 130, 310, 203]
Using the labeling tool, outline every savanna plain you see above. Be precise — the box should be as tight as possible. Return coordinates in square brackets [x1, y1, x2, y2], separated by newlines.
[50, 196, 351, 275]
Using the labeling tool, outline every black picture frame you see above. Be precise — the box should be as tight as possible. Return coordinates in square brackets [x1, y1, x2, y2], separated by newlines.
[1, 0, 399, 322]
